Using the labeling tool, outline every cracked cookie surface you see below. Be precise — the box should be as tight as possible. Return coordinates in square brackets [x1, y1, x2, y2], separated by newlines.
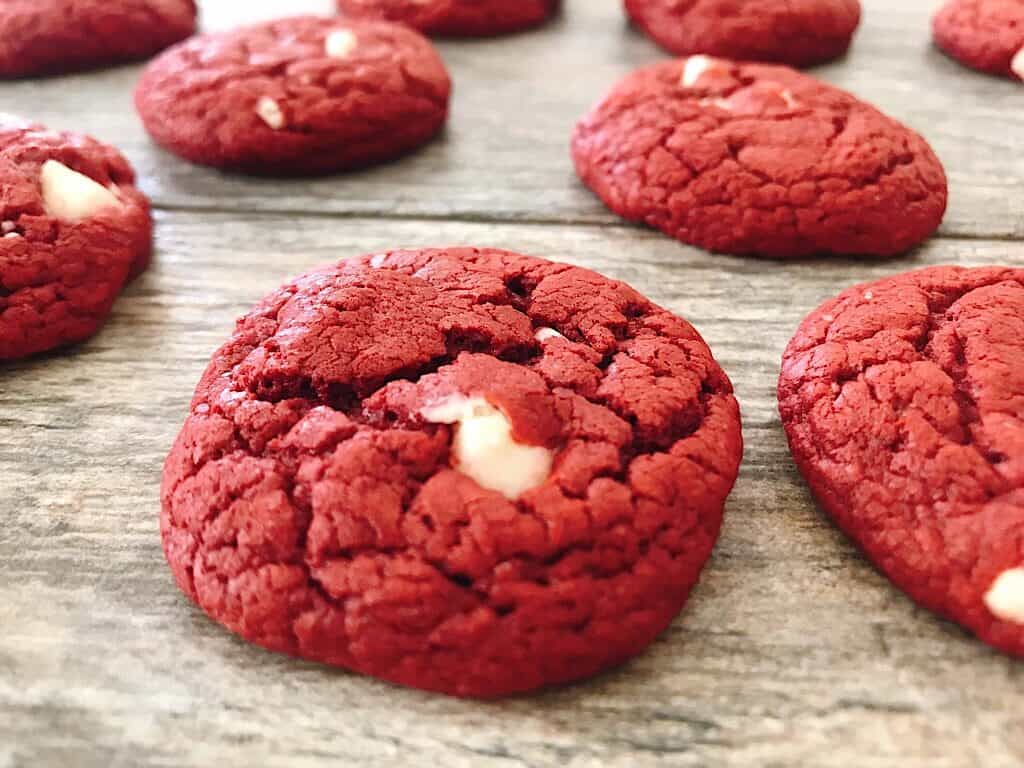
[571, 58, 948, 259]
[624, 0, 861, 66]
[336, 0, 559, 37]
[779, 266, 1024, 656]
[0, 115, 152, 361]
[933, 0, 1024, 81]
[161, 247, 743, 698]
[134, 16, 451, 175]
[0, 0, 196, 79]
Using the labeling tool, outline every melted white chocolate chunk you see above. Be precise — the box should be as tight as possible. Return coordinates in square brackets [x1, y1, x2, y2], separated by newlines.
[1011, 46, 1024, 81]
[40, 160, 120, 222]
[984, 567, 1024, 623]
[681, 55, 717, 87]
[256, 97, 286, 130]
[534, 327, 565, 342]
[326, 29, 358, 58]
[421, 395, 553, 500]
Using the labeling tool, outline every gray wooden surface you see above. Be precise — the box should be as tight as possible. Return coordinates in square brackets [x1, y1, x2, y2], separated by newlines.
[1, 1, 1022, 766]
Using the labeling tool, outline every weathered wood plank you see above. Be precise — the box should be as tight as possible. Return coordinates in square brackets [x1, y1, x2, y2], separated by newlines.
[0, 0, 1020, 239]
[2, 211, 1023, 767]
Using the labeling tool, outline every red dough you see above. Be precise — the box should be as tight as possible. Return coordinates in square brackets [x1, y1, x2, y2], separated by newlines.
[572, 58, 948, 259]
[336, 0, 559, 37]
[779, 266, 1024, 656]
[933, 0, 1024, 81]
[134, 17, 451, 175]
[624, 0, 861, 66]
[161, 247, 743, 698]
[0, 0, 197, 79]
[0, 116, 152, 361]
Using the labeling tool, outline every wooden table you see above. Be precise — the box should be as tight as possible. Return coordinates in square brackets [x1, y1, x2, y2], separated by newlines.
[2, 1, 1022, 765]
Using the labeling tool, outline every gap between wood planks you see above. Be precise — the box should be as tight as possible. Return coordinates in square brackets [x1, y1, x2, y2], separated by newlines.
[152, 202, 1024, 244]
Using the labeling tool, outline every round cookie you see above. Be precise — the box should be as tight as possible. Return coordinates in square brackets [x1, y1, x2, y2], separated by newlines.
[0, 115, 152, 361]
[624, 0, 861, 67]
[336, 0, 559, 37]
[161, 247, 743, 698]
[134, 16, 451, 175]
[933, 0, 1024, 81]
[0, 0, 197, 79]
[572, 57, 948, 259]
[779, 266, 1024, 657]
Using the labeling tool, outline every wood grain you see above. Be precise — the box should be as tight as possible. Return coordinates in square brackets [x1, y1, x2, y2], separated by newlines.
[2, 1, 1023, 766]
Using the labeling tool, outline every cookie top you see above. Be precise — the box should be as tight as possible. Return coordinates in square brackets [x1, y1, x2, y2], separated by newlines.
[779, 266, 1024, 657]
[625, 0, 861, 66]
[336, 0, 559, 37]
[0, 0, 197, 79]
[161, 247, 743, 698]
[134, 16, 451, 175]
[933, 0, 1024, 80]
[0, 115, 152, 361]
[572, 57, 948, 259]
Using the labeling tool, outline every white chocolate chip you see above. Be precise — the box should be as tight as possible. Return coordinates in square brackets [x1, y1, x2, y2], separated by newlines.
[3, 232, 21, 239]
[863, 291, 874, 300]
[984, 567, 1024, 623]
[780, 89, 800, 109]
[421, 395, 553, 500]
[1, 221, 15, 233]
[256, 97, 286, 130]
[325, 29, 358, 58]
[534, 327, 565, 343]
[698, 97, 733, 111]
[1012, 46, 1024, 81]
[39, 160, 120, 222]
[681, 55, 716, 88]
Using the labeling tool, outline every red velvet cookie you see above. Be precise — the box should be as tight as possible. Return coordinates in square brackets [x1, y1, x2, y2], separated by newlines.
[572, 57, 948, 259]
[161, 247, 743, 698]
[134, 16, 451, 175]
[0, 0, 197, 79]
[625, 0, 861, 67]
[336, 0, 559, 37]
[933, 0, 1024, 81]
[779, 266, 1024, 656]
[0, 115, 152, 361]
